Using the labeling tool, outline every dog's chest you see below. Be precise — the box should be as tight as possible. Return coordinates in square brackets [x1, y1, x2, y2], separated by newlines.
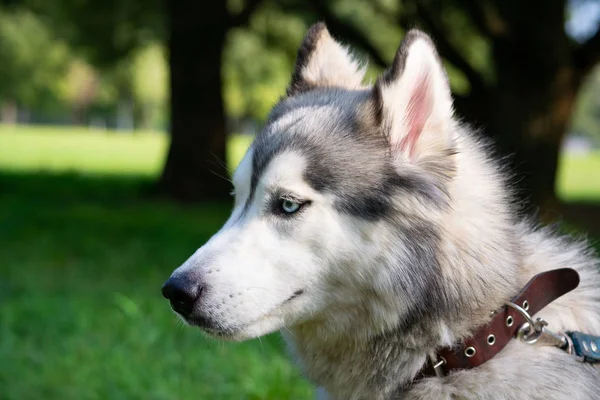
[284, 332, 424, 400]
[295, 341, 378, 399]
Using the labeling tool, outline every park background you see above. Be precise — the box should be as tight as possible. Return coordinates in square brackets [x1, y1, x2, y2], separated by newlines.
[1, 0, 600, 399]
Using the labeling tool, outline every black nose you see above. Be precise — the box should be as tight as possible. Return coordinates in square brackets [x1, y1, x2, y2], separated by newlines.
[161, 276, 202, 317]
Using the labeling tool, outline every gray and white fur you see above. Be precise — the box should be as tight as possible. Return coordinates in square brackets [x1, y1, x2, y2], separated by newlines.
[162, 23, 600, 399]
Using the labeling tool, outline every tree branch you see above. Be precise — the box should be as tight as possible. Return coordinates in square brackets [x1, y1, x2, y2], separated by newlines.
[229, 0, 263, 28]
[574, 27, 600, 73]
[411, 1, 487, 95]
[308, 0, 389, 68]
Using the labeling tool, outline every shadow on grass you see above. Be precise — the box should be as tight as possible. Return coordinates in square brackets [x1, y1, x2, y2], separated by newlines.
[0, 171, 313, 400]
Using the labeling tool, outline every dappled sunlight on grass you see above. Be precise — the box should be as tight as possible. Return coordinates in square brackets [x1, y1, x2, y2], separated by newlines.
[557, 150, 600, 202]
[0, 124, 254, 176]
[0, 124, 168, 176]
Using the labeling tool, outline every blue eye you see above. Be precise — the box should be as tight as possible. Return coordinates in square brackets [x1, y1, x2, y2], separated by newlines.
[281, 199, 301, 214]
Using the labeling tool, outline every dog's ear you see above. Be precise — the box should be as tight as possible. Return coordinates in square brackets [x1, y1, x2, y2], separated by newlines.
[287, 23, 366, 96]
[374, 30, 455, 164]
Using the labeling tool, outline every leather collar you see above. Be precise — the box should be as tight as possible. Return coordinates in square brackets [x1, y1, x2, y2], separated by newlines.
[417, 268, 580, 378]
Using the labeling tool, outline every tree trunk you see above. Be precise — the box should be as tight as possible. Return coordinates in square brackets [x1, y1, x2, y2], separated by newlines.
[457, 74, 580, 219]
[155, 0, 231, 202]
[454, 2, 583, 219]
[484, 102, 574, 218]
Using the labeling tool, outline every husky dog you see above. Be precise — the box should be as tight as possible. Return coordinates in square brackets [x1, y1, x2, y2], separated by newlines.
[162, 24, 600, 399]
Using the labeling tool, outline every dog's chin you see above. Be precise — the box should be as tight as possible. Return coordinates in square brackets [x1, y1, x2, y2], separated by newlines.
[198, 315, 288, 342]
[190, 296, 308, 341]
[197, 326, 247, 341]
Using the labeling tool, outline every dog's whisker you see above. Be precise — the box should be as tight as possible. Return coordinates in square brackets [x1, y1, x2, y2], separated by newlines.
[207, 168, 233, 184]
[209, 152, 229, 171]
[281, 326, 297, 340]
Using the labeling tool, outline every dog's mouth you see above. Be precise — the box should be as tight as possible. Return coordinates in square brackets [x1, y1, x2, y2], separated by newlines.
[187, 289, 305, 340]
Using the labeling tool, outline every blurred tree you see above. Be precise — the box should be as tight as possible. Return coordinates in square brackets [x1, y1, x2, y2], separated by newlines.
[3, 0, 597, 209]
[155, 0, 264, 201]
[0, 0, 164, 128]
[57, 59, 100, 125]
[58, 45, 167, 130]
[0, 7, 70, 123]
[1, 0, 263, 201]
[132, 44, 168, 130]
[299, 0, 600, 213]
[24, 0, 164, 68]
[223, 6, 308, 123]
[570, 65, 600, 141]
[27, 0, 164, 130]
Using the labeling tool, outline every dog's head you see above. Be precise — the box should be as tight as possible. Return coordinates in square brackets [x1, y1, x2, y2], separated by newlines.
[162, 23, 457, 340]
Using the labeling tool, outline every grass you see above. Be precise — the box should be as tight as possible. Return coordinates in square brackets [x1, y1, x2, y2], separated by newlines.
[0, 125, 168, 176]
[0, 126, 309, 399]
[556, 150, 600, 201]
[0, 173, 313, 400]
[0, 124, 598, 400]
[0, 124, 254, 176]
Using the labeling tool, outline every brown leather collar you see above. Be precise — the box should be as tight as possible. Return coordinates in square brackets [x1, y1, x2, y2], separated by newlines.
[417, 268, 580, 378]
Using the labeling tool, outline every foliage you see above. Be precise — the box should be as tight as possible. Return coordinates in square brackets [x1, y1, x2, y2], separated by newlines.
[0, 0, 487, 124]
[0, 3, 167, 128]
[132, 45, 168, 109]
[99, 43, 169, 130]
[0, 0, 166, 127]
[58, 60, 104, 107]
[570, 65, 600, 141]
[223, 12, 303, 122]
[0, 7, 70, 110]
[23, 0, 164, 68]
[130, 44, 168, 129]
[221, 0, 476, 121]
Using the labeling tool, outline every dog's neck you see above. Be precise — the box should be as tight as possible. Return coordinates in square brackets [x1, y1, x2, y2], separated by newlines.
[283, 281, 516, 400]
[284, 323, 425, 398]
[283, 223, 521, 398]
[283, 312, 458, 399]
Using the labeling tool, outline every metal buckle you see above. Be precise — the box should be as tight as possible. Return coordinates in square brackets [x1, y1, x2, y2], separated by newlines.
[505, 301, 535, 329]
[428, 353, 446, 378]
[562, 331, 584, 361]
[505, 301, 569, 350]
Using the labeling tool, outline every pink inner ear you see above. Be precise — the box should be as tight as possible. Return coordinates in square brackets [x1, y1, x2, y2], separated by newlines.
[398, 72, 433, 159]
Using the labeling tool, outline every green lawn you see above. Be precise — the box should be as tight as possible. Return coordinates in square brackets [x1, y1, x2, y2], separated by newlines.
[0, 126, 309, 399]
[557, 150, 600, 201]
[0, 124, 253, 176]
[0, 125, 598, 400]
